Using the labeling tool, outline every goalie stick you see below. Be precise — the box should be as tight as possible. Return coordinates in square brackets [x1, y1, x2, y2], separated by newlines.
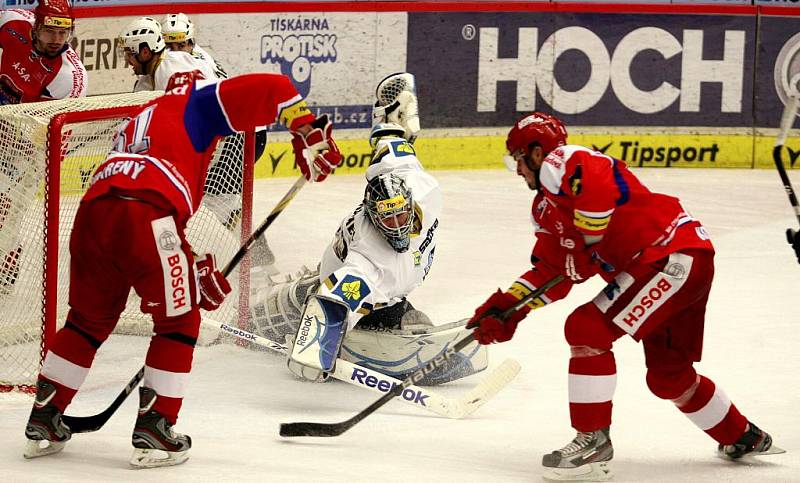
[773, 93, 800, 245]
[279, 275, 565, 438]
[62, 176, 307, 433]
[204, 318, 521, 419]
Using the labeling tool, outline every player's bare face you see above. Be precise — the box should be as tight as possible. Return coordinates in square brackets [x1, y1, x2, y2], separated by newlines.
[124, 49, 147, 75]
[513, 150, 540, 191]
[167, 42, 193, 53]
[35, 26, 71, 58]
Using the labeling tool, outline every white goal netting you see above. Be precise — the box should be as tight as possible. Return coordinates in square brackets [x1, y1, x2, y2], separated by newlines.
[0, 92, 253, 391]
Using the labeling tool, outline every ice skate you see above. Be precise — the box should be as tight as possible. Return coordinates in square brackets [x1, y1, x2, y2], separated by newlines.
[130, 387, 191, 468]
[23, 380, 71, 459]
[718, 422, 785, 460]
[542, 428, 613, 481]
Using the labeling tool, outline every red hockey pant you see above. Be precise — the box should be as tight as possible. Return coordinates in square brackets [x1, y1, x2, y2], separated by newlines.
[564, 250, 747, 445]
[39, 196, 200, 424]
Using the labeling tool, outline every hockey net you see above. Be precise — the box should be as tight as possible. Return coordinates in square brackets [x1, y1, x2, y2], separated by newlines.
[0, 92, 253, 392]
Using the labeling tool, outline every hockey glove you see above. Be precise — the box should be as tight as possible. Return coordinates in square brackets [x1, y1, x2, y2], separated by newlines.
[787, 228, 800, 264]
[467, 290, 529, 345]
[196, 253, 232, 311]
[559, 233, 600, 283]
[291, 114, 343, 183]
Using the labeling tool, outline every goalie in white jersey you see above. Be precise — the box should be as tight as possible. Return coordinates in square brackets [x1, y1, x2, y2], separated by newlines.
[251, 73, 488, 384]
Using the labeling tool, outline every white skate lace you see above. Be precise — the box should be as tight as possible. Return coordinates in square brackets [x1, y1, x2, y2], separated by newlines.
[558, 431, 595, 455]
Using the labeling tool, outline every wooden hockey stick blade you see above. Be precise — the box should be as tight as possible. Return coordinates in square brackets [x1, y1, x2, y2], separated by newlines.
[61, 366, 144, 433]
[450, 358, 521, 419]
[279, 276, 564, 438]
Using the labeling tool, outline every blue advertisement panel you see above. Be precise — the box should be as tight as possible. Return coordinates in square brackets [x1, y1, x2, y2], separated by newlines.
[407, 12, 757, 127]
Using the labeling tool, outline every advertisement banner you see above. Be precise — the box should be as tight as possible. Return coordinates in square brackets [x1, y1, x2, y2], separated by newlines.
[407, 12, 757, 128]
[69, 12, 406, 128]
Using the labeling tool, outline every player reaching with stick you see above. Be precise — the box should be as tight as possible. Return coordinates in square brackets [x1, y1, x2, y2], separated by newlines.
[22, 73, 342, 467]
[467, 112, 782, 481]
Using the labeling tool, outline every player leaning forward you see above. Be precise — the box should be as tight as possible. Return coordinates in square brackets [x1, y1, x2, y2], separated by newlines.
[22, 74, 343, 467]
[467, 113, 782, 481]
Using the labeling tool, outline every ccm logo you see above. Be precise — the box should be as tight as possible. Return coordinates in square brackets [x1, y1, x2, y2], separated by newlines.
[167, 254, 188, 312]
[620, 277, 672, 327]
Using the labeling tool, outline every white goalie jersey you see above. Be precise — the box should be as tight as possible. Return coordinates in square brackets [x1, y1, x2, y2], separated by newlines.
[318, 137, 442, 330]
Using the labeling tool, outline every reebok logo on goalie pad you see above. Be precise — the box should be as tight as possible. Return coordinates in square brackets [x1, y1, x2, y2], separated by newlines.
[350, 368, 429, 406]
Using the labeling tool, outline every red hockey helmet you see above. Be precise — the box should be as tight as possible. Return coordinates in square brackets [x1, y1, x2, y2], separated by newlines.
[34, 0, 74, 29]
[506, 112, 567, 158]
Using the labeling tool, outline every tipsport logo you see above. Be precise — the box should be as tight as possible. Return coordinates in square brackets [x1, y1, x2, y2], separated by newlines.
[774, 32, 800, 113]
[260, 17, 337, 98]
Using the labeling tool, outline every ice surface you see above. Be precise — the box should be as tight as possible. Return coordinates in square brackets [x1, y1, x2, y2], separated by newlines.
[1, 168, 798, 482]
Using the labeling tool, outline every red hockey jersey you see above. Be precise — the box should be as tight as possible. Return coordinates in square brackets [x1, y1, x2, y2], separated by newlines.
[83, 73, 314, 224]
[0, 9, 86, 105]
[508, 145, 713, 308]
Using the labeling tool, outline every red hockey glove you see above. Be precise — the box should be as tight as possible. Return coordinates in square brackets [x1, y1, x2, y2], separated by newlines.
[291, 115, 343, 182]
[196, 253, 231, 311]
[558, 233, 600, 283]
[467, 290, 529, 345]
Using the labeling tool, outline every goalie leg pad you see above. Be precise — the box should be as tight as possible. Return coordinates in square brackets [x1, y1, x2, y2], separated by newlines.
[341, 319, 489, 386]
[249, 266, 320, 342]
[288, 295, 349, 374]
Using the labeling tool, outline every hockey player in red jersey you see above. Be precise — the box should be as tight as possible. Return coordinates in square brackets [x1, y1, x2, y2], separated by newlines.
[468, 112, 782, 481]
[23, 73, 342, 467]
[0, 0, 87, 295]
[0, 0, 87, 104]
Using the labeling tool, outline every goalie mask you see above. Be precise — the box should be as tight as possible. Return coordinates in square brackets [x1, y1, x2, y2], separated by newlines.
[364, 174, 415, 253]
[372, 72, 420, 144]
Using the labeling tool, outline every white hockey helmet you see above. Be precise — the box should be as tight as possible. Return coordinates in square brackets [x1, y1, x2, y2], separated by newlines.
[119, 17, 165, 55]
[372, 72, 420, 144]
[162, 13, 195, 44]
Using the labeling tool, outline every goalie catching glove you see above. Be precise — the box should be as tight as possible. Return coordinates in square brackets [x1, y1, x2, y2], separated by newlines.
[291, 114, 343, 182]
[196, 253, 231, 311]
[467, 290, 530, 345]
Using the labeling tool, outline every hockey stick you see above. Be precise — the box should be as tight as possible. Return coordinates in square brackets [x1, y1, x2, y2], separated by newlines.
[62, 177, 307, 433]
[279, 275, 565, 438]
[203, 318, 521, 419]
[773, 93, 800, 247]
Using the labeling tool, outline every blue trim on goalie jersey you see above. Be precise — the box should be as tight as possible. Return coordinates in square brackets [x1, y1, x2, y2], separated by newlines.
[342, 342, 483, 386]
[184, 81, 236, 153]
[325, 273, 372, 312]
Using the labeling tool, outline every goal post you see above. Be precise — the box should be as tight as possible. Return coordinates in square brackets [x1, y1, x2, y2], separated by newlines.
[0, 92, 254, 392]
